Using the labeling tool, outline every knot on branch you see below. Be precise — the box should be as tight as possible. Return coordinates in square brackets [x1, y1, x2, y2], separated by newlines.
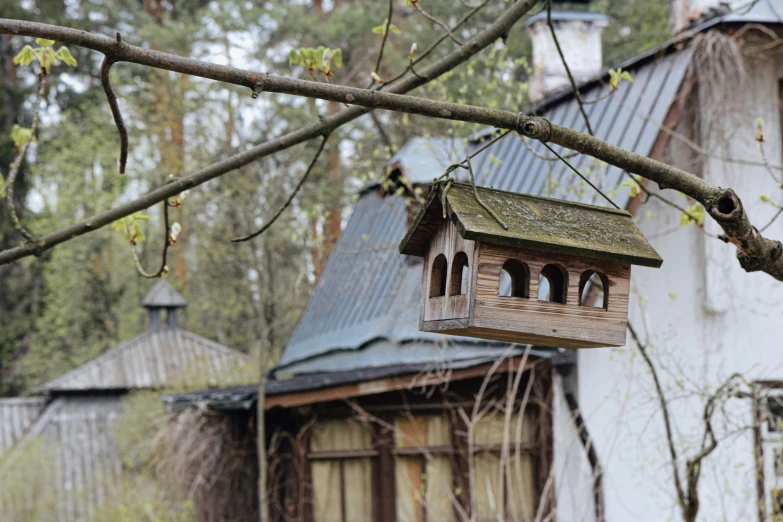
[517, 115, 552, 142]
[737, 240, 783, 273]
[709, 189, 743, 223]
[250, 73, 269, 99]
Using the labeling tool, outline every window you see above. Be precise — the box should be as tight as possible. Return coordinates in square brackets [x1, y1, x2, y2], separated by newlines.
[430, 254, 448, 298]
[498, 260, 529, 298]
[310, 419, 376, 522]
[469, 409, 536, 521]
[537, 264, 567, 304]
[450, 252, 470, 296]
[579, 270, 609, 309]
[394, 415, 453, 522]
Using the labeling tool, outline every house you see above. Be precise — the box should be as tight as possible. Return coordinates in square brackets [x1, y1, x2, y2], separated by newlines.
[165, 1, 783, 521]
[0, 280, 247, 521]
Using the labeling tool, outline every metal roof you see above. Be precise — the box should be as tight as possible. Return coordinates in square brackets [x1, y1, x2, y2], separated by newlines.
[140, 279, 187, 308]
[0, 397, 46, 455]
[386, 136, 467, 184]
[469, 47, 694, 207]
[35, 328, 245, 392]
[400, 182, 663, 267]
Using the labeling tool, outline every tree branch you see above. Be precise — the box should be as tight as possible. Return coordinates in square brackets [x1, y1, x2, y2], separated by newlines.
[5, 74, 45, 242]
[100, 48, 129, 174]
[0, 0, 539, 265]
[232, 134, 329, 242]
[546, 0, 593, 135]
[3, 12, 783, 282]
[131, 198, 172, 278]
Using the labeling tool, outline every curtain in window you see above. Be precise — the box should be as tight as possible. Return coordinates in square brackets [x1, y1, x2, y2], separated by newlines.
[311, 419, 374, 522]
[395, 415, 454, 522]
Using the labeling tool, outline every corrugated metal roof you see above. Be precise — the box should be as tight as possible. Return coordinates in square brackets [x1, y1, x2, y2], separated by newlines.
[0, 396, 123, 522]
[470, 47, 694, 208]
[0, 397, 46, 454]
[279, 48, 692, 371]
[36, 328, 244, 392]
[387, 137, 467, 184]
[140, 279, 187, 308]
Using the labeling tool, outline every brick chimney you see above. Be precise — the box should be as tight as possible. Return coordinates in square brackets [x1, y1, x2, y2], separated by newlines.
[525, 11, 610, 103]
[669, 0, 734, 34]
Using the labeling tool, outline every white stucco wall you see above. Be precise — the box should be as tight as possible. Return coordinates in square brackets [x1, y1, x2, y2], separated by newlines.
[560, 44, 783, 521]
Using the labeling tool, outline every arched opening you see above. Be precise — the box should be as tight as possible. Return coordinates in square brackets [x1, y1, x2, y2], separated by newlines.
[537, 264, 567, 304]
[429, 254, 448, 297]
[579, 270, 609, 309]
[450, 252, 470, 296]
[498, 259, 530, 298]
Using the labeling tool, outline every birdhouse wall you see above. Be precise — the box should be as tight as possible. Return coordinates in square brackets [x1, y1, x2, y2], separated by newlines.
[469, 243, 631, 348]
[421, 234, 632, 348]
[420, 219, 477, 325]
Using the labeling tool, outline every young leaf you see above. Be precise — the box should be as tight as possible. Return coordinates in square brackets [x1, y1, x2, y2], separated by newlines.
[10, 125, 34, 148]
[372, 23, 386, 35]
[56, 46, 78, 67]
[289, 49, 300, 66]
[389, 24, 402, 35]
[12, 45, 35, 67]
[756, 116, 765, 142]
[680, 203, 705, 227]
[35, 38, 55, 47]
[332, 49, 342, 68]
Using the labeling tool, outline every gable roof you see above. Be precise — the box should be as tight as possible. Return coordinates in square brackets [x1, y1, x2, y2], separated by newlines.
[399, 182, 663, 267]
[278, 2, 780, 375]
[387, 137, 467, 184]
[141, 279, 188, 308]
[35, 328, 245, 392]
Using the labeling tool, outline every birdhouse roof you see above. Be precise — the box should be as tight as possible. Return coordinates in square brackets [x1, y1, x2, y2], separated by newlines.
[399, 182, 663, 268]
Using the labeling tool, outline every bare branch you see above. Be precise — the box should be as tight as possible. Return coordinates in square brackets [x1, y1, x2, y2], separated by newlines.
[232, 134, 329, 242]
[100, 52, 128, 174]
[546, 1, 593, 135]
[367, 0, 394, 88]
[0, 0, 539, 266]
[5, 74, 45, 242]
[627, 321, 686, 511]
[412, 1, 463, 46]
[130, 198, 173, 278]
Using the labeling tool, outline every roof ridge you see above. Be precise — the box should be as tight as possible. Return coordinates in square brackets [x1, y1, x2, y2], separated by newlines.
[449, 181, 631, 217]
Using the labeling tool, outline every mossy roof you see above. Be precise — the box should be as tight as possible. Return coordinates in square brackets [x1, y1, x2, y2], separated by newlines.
[399, 182, 663, 268]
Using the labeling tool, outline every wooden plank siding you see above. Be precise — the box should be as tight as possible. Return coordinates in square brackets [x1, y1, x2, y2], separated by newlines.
[421, 228, 631, 348]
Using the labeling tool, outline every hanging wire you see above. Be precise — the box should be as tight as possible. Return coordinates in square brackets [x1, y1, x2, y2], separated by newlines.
[540, 142, 621, 210]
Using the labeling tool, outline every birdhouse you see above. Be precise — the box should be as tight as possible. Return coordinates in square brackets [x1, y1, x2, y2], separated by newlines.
[398, 182, 663, 348]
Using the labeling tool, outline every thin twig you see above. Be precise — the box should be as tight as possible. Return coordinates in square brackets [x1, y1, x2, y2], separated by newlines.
[761, 205, 783, 233]
[541, 141, 619, 209]
[367, 0, 394, 88]
[627, 321, 686, 512]
[383, 0, 489, 87]
[100, 56, 128, 174]
[434, 129, 511, 183]
[628, 174, 716, 237]
[546, 1, 593, 135]
[131, 198, 172, 278]
[232, 134, 330, 242]
[5, 74, 46, 242]
[413, 2, 463, 46]
[521, 135, 578, 161]
[758, 140, 781, 185]
[466, 154, 508, 229]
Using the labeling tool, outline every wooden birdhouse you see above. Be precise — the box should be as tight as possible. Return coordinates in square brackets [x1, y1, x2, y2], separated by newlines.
[398, 182, 663, 348]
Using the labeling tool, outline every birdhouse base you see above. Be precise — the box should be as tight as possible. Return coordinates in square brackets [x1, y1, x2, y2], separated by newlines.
[422, 317, 625, 349]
